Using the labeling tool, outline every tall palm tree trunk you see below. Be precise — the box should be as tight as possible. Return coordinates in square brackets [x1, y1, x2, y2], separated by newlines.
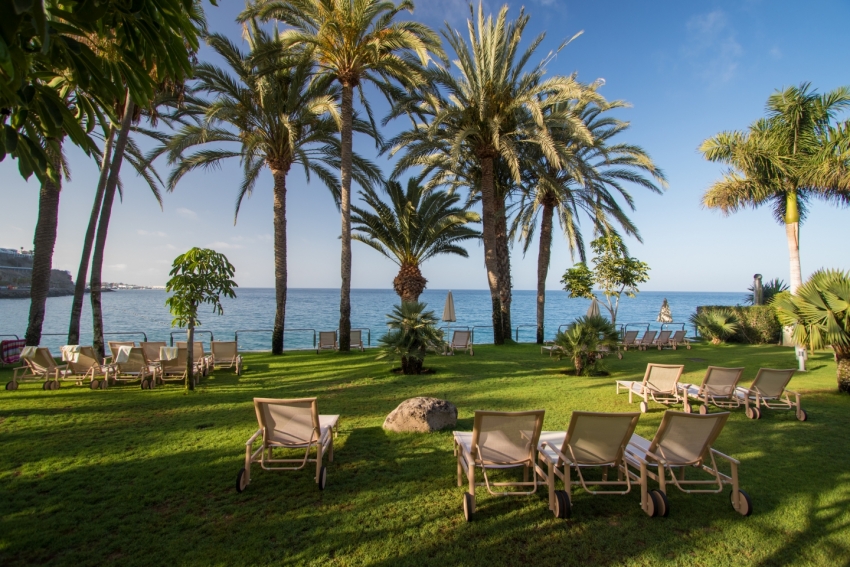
[535, 201, 554, 344]
[91, 95, 135, 361]
[394, 263, 427, 303]
[495, 199, 512, 340]
[68, 126, 116, 345]
[24, 142, 63, 346]
[836, 345, 850, 394]
[478, 153, 505, 344]
[271, 167, 288, 355]
[338, 83, 354, 352]
[786, 190, 802, 294]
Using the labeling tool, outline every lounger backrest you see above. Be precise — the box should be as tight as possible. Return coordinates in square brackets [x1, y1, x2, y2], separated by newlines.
[318, 332, 336, 348]
[750, 368, 796, 398]
[643, 363, 684, 392]
[161, 348, 189, 371]
[648, 411, 729, 466]
[622, 331, 639, 344]
[452, 330, 471, 347]
[108, 341, 135, 357]
[471, 410, 544, 466]
[656, 330, 672, 343]
[670, 330, 686, 342]
[116, 347, 147, 373]
[351, 330, 362, 345]
[563, 411, 641, 465]
[175, 341, 207, 361]
[211, 341, 237, 359]
[701, 366, 745, 396]
[640, 331, 657, 344]
[69, 348, 100, 373]
[254, 397, 319, 446]
[141, 342, 167, 363]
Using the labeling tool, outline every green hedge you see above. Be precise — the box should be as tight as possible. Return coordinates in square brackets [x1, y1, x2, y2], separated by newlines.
[695, 305, 781, 344]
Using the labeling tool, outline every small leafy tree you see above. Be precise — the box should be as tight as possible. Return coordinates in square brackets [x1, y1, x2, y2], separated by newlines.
[165, 248, 238, 390]
[376, 302, 443, 375]
[553, 315, 619, 376]
[561, 235, 650, 326]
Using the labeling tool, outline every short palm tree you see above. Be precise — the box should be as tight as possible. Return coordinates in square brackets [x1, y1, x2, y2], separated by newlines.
[351, 179, 481, 302]
[376, 301, 443, 375]
[160, 27, 381, 354]
[387, 3, 599, 343]
[512, 99, 666, 343]
[242, 0, 444, 351]
[773, 269, 850, 392]
[700, 83, 850, 293]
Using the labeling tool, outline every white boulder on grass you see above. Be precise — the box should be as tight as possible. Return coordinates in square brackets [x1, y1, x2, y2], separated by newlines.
[383, 397, 458, 433]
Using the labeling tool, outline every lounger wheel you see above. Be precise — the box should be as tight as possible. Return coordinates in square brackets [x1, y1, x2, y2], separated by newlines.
[797, 409, 808, 422]
[318, 466, 327, 490]
[141, 379, 152, 390]
[235, 467, 249, 493]
[90, 379, 100, 390]
[650, 489, 669, 518]
[745, 407, 761, 420]
[553, 490, 571, 519]
[5, 381, 18, 391]
[639, 401, 648, 413]
[462, 493, 474, 522]
[730, 489, 752, 516]
[699, 405, 709, 415]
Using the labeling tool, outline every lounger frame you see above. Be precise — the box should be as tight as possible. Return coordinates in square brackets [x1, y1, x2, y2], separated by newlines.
[734, 368, 806, 421]
[616, 363, 685, 413]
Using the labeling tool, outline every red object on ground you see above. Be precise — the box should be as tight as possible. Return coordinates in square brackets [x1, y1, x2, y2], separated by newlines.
[0, 339, 26, 365]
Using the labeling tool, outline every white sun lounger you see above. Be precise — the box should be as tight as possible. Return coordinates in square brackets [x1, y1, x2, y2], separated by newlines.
[678, 366, 745, 414]
[734, 368, 806, 421]
[616, 363, 685, 413]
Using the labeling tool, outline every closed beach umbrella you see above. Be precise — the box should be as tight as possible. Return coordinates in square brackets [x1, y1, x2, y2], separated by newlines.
[586, 297, 600, 318]
[442, 291, 456, 347]
[657, 298, 673, 323]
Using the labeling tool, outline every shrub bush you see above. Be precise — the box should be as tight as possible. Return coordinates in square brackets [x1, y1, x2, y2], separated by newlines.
[695, 305, 781, 344]
[553, 315, 619, 376]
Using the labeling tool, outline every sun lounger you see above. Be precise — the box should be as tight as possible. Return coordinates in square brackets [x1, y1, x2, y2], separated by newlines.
[66, 346, 110, 389]
[623, 410, 752, 517]
[537, 411, 644, 519]
[109, 346, 158, 389]
[734, 368, 806, 421]
[0, 339, 26, 366]
[448, 330, 474, 356]
[348, 330, 365, 352]
[453, 409, 545, 521]
[637, 330, 657, 351]
[237, 397, 339, 493]
[175, 341, 212, 375]
[317, 331, 337, 354]
[653, 330, 673, 350]
[140, 341, 167, 365]
[211, 341, 243, 374]
[616, 363, 685, 413]
[159, 347, 204, 386]
[678, 366, 745, 414]
[7, 347, 72, 390]
[669, 330, 690, 350]
[106, 341, 136, 365]
[619, 330, 640, 352]
[540, 340, 562, 357]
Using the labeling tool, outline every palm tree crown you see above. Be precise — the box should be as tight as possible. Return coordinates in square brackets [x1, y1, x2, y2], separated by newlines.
[352, 179, 480, 302]
[700, 82, 850, 292]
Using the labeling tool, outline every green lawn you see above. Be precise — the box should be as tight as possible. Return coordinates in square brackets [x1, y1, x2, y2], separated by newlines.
[1, 343, 848, 566]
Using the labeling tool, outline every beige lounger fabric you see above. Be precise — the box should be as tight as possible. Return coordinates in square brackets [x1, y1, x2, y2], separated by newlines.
[734, 368, 806, 420]
[317, 332, 337, 353]
[616, 363, 685, 412]
[211, 341, 243, 374]
[679, 366, 745, 413]
[448, 330, 473, 356]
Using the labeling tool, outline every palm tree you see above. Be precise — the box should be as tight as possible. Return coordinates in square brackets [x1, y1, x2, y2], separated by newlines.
[387, 3, 598, 343]
[700, 83, 850, 293]
[351, 179, 480, 302]
[160, 28, 382, 355]
[512, 99, 666, 343]
[241, 0, 444, 351]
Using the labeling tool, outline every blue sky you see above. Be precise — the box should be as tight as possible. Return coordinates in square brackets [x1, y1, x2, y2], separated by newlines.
[2, 0, 849, 292]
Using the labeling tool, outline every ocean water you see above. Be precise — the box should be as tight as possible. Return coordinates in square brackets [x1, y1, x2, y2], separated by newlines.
[0, 288, 744, 352]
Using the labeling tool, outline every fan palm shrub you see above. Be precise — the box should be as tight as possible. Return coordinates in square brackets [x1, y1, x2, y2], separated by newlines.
[689, 309, 741, 344]
[700, 83, 850, 293]
[773, 269, 850, 392]
[553, 315, 619, 376]
[377, 302, 443, 375]
[351, 179, 480, 302]
[158, 27, 380, 354]
[242, 0, 444, 351]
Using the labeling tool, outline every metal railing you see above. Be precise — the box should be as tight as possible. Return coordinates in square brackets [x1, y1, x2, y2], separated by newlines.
[104, 331, 149, 342]
[471, 325, 493, 344]
[234, 329, 319, 349]
[0, 334, 20, 340]
[515, 325, 537, 342]
[661, 322, 686, 332]
[170, 330, 214, 346]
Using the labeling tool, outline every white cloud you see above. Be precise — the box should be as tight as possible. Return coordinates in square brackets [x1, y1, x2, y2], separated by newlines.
[109, 264, 127, 271]
[683, 11, 742, 84]
[137, 229, 167, 237]
[176, 207, 198, 220]
[207, 241, 243, 250]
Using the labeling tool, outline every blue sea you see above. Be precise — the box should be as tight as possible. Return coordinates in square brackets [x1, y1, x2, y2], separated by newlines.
[0, 288, 744, 352]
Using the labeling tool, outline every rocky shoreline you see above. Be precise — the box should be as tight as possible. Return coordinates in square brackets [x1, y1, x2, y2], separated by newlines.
[0, 288, 74, 299]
